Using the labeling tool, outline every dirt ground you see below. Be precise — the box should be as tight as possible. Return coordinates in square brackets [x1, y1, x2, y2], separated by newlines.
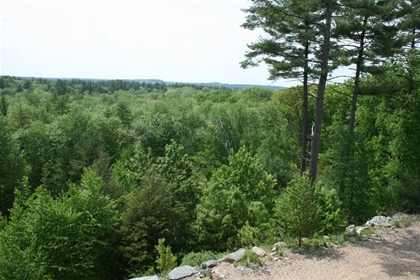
[191, 221, 420, 280]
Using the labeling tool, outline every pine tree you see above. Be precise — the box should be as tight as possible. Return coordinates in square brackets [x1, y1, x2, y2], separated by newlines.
[241, 0, 323, 175]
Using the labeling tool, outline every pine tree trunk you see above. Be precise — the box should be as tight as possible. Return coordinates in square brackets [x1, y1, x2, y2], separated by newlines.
[349, 17, 367, 138]
[308, 0, 333, 185]
[300, 41, 310, 176]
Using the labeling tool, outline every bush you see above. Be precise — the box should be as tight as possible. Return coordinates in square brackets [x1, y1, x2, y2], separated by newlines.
[155, 238, 177, 275]
[180, 251, 223, 268]
[275, 177, 345, 247]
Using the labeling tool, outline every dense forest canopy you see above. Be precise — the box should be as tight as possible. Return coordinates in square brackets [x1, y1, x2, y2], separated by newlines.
[1, 0, 420, 278]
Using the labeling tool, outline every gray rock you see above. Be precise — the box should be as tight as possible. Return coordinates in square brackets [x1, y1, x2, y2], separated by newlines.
[272, 241, 287, 251]
[221, 248, 246, 263]
[201, 268, 212, 277]
[345, 224, 356, 235]
[201, 259, 218, 268]
[128, 276, 158, 280]
[251, 246, 266, 257]
[366, 216, 392, 227]
[168, 266, 198, 280]
[356, 226, 370, 235]
[392, 212, 412, 221]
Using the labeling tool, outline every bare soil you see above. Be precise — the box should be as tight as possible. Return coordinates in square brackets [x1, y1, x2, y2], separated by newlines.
[189, 221, 420, 280]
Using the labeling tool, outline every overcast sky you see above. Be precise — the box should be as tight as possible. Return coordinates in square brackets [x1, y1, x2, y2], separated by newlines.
[1, 0, 302, 86]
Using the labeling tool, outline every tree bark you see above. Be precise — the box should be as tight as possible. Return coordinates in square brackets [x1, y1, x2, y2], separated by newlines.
[308, 0, 333, 185]
[300, 40, 310, 176]
[349, 16, 367, 137]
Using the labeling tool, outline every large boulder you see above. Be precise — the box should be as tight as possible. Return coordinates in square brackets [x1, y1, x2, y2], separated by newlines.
[345, 224, 356, 235]
[366, 216, 392, 228]
[356, 226, 370, 235]
[252, 246, 266, 257]
[221, 248, 246, 263]
[128, 276, 158, 280]
[169, 265, 198, 280]
[391, 212, 418, 222]
[201, 259, 218, 268]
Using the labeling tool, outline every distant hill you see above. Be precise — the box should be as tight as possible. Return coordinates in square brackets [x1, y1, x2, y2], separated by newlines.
[165, 81, 286, 90]
[20, 77, 287, 90]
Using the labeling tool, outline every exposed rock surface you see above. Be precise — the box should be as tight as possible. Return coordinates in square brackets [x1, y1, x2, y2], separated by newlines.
[168, 266, 198, 280]
[128, 276, 158, 280]
[201, 259, 218, 268]
[251, 246, 266, 257]
[170, 215, 419, 280]
[221, 248, 246, 263]
[180, 220, 420, 280]
[366, 216, 392, 227]
[345, 224, 356, 235]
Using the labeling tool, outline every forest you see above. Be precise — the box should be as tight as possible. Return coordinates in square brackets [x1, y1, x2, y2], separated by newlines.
[1, 0, 420, 279]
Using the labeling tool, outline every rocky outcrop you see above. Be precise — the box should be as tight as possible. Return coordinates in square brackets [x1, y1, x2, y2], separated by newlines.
[366, 216, 392, 227]
[128, 276, 158, 280]
[220, 248, 246, 263]
[168, 266, 198, 280]
[252, 246, 266, 257]
[201, 259, 218, 268]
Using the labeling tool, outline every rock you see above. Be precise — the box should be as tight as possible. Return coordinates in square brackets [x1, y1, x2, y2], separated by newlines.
[366, 216, 392, 227]
[128, 276, 158, 280]
[221, 248, 246, 263]
[392, 212, 412, 221]
[168, 266, 198, 280]
[272, 241, 287, 251]
[251, 246, 266, 257]
[346, 224, 356, 235]
[323, 235, 330, 240]
[201, 259, 218, 268]
[356, 226, 370, 235]
[201, 268, 212, 277]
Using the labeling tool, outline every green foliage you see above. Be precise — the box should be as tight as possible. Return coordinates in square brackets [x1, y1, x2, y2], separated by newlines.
[155, 238, 177, 275]
[156, 141, 199, 215]
[180, 251, 223, 268]
[237, 221, 261, 248]
[275, 177, 318, 247]
[196, 148, 277, 250]
[237, 250, 263, 267]
[1, 95, 7, 116]
[2, 64, 420, 277]
[393, 217, 410, 228]
[119, 170, 189, 273]
[0, 116, 27, 216]
[275, 177, 345, 247]
[0, 169, 121, 279]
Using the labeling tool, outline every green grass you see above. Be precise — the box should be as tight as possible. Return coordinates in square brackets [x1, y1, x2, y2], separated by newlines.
[180, 251, 225, 268]
[236, 249, 263, 267]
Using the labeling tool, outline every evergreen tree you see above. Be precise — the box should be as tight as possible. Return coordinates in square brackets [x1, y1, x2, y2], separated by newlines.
[241, 0, 322, 175]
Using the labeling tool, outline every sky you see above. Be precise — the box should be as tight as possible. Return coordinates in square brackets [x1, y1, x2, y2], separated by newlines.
[1, 0, 301, 87]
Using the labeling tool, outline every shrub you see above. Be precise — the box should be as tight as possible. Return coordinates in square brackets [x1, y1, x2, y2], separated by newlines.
[155, 238, 177, 276]
[275, 177, 345, 247]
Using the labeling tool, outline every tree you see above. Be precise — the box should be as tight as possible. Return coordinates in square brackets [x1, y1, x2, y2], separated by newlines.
[0, 169, 121, 279]
[0, 116, 27, 216]
[242, 0, 338, 183]
[336, 0, 406, 137]
[155, 238, 177, 276]
[119, 170, 187, 274]
[275, 177, 344, 246]
[241, 0, 323, 175]
[196, 148, 277, 250]
[1, 95, 7, 116]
